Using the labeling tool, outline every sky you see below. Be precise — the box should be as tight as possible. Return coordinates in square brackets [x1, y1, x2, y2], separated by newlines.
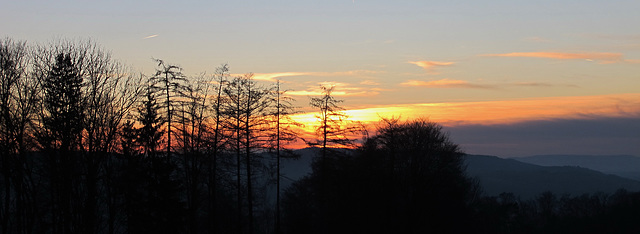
[2, 0, 639, 157]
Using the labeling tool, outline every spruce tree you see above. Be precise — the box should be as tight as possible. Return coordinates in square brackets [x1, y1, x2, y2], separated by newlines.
[42, 53, 84, 151]
[136, 85, 164, 158]
[41, 52, 85, 234]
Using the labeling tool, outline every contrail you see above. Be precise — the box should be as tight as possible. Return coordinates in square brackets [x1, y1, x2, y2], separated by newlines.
[143, 34, 158, 39]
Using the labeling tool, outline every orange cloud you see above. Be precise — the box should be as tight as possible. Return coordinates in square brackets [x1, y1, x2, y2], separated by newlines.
[291, 93, 640, 127]
[482, 52, 623, 63]
[251, 72, 307, 81]
[511, 82, 578, 88]
[400, 79, 493, 89]
[245, 70, 383, 82]
[287, 93, 640, 148]
[408, 61, 455, 72]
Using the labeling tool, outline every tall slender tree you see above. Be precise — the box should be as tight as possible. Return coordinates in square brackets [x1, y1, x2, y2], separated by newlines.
[308, 85, 363, 215]
[223, 74, 246, 233]
[39, 52, 85, 234]
[208, 64, 229, 233]
[0, 37, 38, 234]
[223, 73, 274, 234]
[268, 80, 301, 234]
[150, 59, 188, 158]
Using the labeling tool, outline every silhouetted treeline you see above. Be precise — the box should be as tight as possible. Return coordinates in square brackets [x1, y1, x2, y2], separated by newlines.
[473, 190, 640, 233]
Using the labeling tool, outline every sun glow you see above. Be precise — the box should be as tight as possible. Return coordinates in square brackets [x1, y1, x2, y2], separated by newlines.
[289, 93, 640, 140]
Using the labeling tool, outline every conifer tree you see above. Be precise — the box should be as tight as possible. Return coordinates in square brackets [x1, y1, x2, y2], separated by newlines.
[137, 84, 164, 157]
[42, 53, 84, 151]
[40, 52, 85, 234]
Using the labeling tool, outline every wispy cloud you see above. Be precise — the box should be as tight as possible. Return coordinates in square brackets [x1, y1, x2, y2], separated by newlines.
[400, 79, 578, 89]
[288, 81, 380, 97]
[143, 34, 158, 39]
[400, 79, 493, 89]
[408, 61, 455, 73]
[511, 82, 579, 88]
[318, 70, 384, 77]
[245, 70, 383, 82]
[481, 51, 623, 64]
[252, 72, 307, 81]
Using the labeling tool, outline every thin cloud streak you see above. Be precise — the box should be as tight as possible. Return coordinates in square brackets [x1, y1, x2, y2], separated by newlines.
[143, 34, 158, 39]
[400, 79, 493, 89]
[252, 72, 307, 81]
[400, 79, 578, 89]
[408, 61, 455, 73]
[288, 83, 380, 97]
[482, 52, 624, 63]
[511, 82, 579, 88]
[246, 70, 384, 82]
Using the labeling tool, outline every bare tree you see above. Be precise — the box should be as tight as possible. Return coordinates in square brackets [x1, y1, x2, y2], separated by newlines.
[268, 80, 302, 234]
[0, 37, 39, 234]
[176, 73, 215, 234]
[308, 85, 363, 210]
[223, 73, 246, 232]
[223, 73, 274, 234]
[208, 64, 229, 233]
[308, 85, 362, 158]
[27, 38, 145, 234]
[150, 58, 188, 158]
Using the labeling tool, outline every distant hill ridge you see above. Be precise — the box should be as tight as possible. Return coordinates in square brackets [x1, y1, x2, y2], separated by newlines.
[514, 154, 640, 181]
[465, 155, 640, 199]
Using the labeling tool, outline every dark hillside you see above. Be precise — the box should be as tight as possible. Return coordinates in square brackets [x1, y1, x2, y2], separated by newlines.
[466, 155, 640, 199]
[516, 154, 640, 181]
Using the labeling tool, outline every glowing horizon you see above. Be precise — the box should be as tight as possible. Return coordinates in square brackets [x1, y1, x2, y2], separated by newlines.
[291, 93, 640, 130]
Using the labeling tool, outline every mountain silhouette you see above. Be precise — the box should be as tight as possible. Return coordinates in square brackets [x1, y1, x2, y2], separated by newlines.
[466, 155, 640, 198]
[515, 154, 640, 181]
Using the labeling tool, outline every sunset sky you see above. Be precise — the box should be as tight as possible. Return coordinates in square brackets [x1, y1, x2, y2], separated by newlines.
[2, 0, 639, 156]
